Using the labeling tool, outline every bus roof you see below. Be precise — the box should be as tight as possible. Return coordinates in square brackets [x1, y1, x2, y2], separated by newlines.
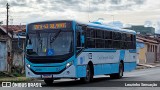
[27, 20, 136, 34]
[78, 21, 136, 34]
[27, 20, 73, 25]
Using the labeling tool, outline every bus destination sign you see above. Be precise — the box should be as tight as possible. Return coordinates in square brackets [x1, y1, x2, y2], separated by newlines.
[32, 22, 70, 30]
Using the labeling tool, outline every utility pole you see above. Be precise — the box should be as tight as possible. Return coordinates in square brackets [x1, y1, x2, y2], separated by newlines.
[6, 3, 11, 73]
[6, 3, 9, 34]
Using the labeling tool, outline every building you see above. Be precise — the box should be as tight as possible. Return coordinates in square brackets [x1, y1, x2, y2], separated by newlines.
[0, 25, 26, 72]
[0, 26, 12, 72]
[136, 35, 160, 64]
[125, 25, 155, 35]
[155, 33, 160, 38]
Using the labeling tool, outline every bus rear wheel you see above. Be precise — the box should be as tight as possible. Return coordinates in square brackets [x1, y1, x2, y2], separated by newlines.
[110, 62, 123, 79]
[44, 78, 54, 85]
[80, 65, 93, 83]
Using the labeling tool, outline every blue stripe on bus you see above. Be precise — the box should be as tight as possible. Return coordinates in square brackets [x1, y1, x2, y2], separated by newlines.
[124, 62, 137, 72]
[94, 63, 119, 75]
[119, 50, 125, 60]
[76, 62, 137, 77]
[84, 49, 116, 52]
[76, 65, 86, 77]
[76, 63, 119, 77]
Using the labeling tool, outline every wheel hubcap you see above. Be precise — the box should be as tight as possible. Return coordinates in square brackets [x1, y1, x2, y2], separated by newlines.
[120, 64, 123, 76]
[86, 67, 90, 81]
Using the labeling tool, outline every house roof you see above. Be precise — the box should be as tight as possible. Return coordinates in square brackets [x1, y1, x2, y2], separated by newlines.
[0, 26, 12, 37]
[137, 34, 159, 44]
[1, 25, 26, 33]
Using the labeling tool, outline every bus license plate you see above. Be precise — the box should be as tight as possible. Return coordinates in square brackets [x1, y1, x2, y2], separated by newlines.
[42, 74, 52, 78]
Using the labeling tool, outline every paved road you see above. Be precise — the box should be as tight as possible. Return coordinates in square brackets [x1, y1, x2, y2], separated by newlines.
[1, 67, 160, 90]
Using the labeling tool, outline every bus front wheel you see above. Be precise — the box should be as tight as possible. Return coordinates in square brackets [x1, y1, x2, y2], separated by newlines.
[110, 62, 123, 79]
[80, 65, 93, 83]
[44, 78, 54, 85]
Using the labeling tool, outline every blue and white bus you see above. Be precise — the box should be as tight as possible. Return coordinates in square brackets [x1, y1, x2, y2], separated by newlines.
[24, 20, 137, 85]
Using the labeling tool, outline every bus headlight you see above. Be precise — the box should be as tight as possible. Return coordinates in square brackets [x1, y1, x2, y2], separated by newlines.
[66, 61, 73, 68]
[26, 64, 31, 68]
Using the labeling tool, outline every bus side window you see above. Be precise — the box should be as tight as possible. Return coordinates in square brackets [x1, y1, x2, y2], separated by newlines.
[104, 31, 112, 49]
[77, 32, 81, 48]
[86, 38, 95, 48]
[112, 32, 121, 49]
[131, 35, 136, 49]
[96, 29, 103, 38]
[121, 33, 125, 49]
[133, 35, 136, 49]
[90, 29, 96, 38]
[86, 28, 90, 37]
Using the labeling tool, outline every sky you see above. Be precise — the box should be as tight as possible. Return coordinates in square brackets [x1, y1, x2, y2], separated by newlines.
[0, 0, 160, 33]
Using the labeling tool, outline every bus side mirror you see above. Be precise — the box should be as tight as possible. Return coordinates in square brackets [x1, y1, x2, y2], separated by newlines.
[18, 32, 26, 52]
[81, 35, 85, 44]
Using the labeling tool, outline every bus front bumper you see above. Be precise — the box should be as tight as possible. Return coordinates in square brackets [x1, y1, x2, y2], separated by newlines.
[25, 65, 76, 78]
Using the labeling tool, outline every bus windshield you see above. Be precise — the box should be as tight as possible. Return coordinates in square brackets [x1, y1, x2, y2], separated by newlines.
[26, 30, 73, 56]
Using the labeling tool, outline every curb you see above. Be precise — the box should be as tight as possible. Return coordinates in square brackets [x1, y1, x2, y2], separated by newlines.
[136, 64, 160, 70]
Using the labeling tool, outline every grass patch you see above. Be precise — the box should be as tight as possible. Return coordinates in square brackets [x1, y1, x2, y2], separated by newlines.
[0, 77, 34, 83]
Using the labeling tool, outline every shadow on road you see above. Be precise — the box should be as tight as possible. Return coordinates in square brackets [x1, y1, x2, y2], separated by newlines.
[42, 77, 129, 87]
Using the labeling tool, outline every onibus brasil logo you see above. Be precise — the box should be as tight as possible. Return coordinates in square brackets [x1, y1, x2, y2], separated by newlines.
[2, 82, 42, 87]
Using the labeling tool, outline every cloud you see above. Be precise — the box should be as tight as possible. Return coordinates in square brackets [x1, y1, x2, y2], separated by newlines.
[133, 0, 146, 5]
[36, 0, 45, 4]
[52, 0, 83, 6]
[144, 20, 152, 27]
[10, 0, 28, 7]
[91, 0, 106, 5]
[0, 0, 147, 13]
[107, 0, 147, 11]
[109, 0, 121, 4]
[156, 21, 160, 34]
[107, 21, 124, 28]
[0, 0, 159, 26]
[0, 0, 8, 7]
[107, 4, 133, 11]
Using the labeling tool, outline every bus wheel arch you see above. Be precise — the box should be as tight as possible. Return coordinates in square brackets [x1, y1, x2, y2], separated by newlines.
[88, 61, 94, 76]
[120, 60, 124, 73]
[110, 60, 124, 79]
[120, 60, 124, 76]
[80, 61, 94, 83]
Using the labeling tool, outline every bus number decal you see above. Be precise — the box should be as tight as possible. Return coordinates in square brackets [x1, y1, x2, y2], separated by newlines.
[33, 23, 67, 30]
[88, 53, 92, 59]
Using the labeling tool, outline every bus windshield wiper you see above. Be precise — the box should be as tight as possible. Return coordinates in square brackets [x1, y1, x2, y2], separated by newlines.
[50, 30, 61, 43]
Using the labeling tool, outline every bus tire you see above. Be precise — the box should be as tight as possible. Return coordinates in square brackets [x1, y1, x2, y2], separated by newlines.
[44, 78, 54, 85]
[110, 62, 123, 79]
[80, 65, 93, 83]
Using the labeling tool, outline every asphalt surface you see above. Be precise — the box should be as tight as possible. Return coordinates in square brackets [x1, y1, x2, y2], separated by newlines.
[1, 67, 160, 90]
